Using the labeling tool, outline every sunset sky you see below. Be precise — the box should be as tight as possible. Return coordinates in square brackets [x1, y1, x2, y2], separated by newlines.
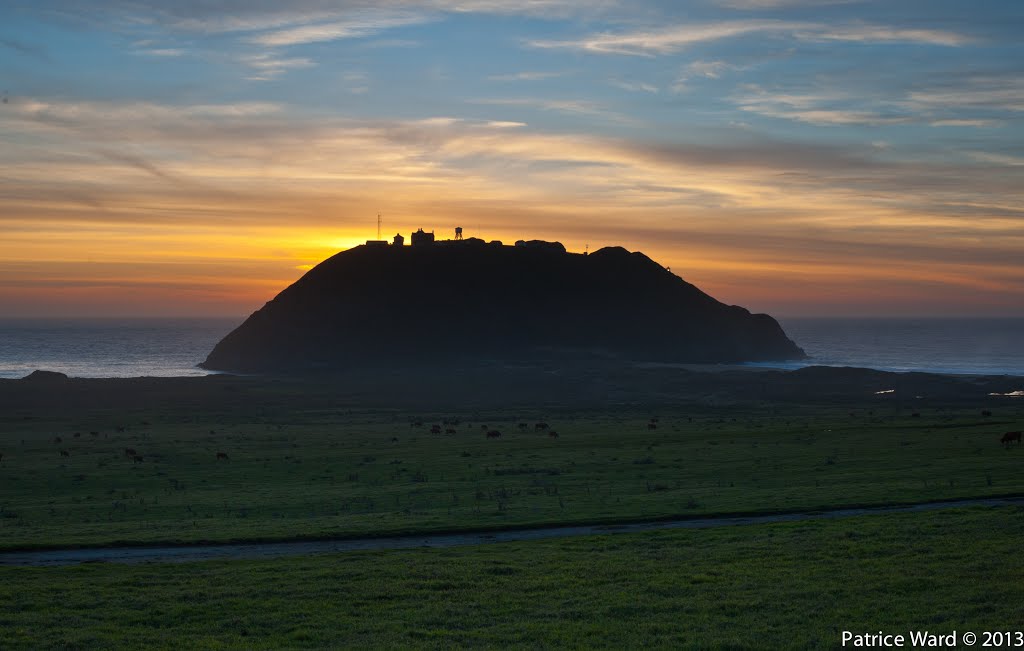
[2, 1, 1023, 318]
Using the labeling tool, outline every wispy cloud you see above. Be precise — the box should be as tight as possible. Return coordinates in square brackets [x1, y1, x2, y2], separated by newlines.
[249, 12, 430, 47]
[806, 25, 971, 47]
[716, 0, 867, 8]
[905, 78, 1024, 113]
[134, 48, 186, 57]
[609, 79, 659, 93]
[530, 20, 806, 56]
[529, 20, 968, 56]
[686, 60, 736, 79]
[239, 53, 316, 80]
[672, 60, 745, 92]
[488, 71, 565, 81]
[969, 152, 1024, 167]
[735, 88, 910, 126]
[471, 97, 636, 124]
[733, 81, 1012, 128]
[930, 119, 1001, 128]
[9, 98, 284, 129]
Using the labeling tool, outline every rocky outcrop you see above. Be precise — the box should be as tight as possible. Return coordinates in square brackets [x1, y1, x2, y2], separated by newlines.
[201, 240, 805, 373]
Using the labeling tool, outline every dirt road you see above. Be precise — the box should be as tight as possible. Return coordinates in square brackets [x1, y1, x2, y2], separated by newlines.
[2, 496, 1020, 567]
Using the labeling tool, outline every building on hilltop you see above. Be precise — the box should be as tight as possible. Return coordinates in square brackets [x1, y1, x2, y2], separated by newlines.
[392, 233, 405, 246]
[411, 228, 435, 246]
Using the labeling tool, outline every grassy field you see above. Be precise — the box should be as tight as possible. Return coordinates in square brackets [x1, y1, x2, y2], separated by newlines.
[1, 505, 1021, 649]
[1, 381, 1021, 549]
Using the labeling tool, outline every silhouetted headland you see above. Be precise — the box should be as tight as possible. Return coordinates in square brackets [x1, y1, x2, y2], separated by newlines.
[200, 234, 805, 373]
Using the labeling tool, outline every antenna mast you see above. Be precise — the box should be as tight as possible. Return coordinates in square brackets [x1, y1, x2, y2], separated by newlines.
[377, 213, 382, 240]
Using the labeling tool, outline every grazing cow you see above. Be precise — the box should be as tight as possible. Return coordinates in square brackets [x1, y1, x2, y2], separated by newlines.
[0, 453, 4, 462]
[124, 448, 137, 457]
[1002, 431, 1022, 447]
[141, 420, 151, 426]
[650, 417, 659, 423]
[411, 420, 423, 428]
[647, 423, 657, 430]
[60, 450, 70, 457]
[445, 428, 457, 435]
[73, 432, 81, 438]
[480, 424, 489, 430]
[535, 422, 549, 431]
[518, 423, 528, 430]
[53, 436, 62, 444]
[209, 430, 216, 435]
[548, 431, 559, 439]
[486, 430, 502, 439]
[982, 410, 993, 417]
[133, 455, 144, 463]
[116, 426, 126, 433]
[430, 425, 442, 434]
[390, 437, 399, 443]
[216, 452, 229, 460]
[89, 431, 99, 437]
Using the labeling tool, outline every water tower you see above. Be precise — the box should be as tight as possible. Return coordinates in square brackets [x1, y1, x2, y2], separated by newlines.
[454, 226, 463, 240]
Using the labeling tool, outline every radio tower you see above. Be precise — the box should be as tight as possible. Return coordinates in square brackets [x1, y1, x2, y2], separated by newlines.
[377, 213, 382, 240]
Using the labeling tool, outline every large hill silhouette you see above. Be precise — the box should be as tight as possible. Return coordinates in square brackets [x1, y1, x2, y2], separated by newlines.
[200, 239, 804, 372]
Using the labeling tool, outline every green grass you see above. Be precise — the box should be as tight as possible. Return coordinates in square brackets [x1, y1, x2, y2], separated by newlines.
[1, 395, 1021, 549]
[1, 505, 1021, 649]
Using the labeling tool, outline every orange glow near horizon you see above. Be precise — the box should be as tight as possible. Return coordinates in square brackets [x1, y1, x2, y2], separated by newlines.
[3, 205, 1022, 318]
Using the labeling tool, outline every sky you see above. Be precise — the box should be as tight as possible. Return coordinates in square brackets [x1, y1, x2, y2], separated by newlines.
[1, 0, 1023, 318]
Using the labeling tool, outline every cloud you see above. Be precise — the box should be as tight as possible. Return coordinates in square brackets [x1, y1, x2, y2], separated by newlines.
[716, 0, 863, 7]
[806, 25, 971, 47]
[685, 60, 735, 79]
[10, 98, 283, 123]
[249, 11, 430, 47]
[92, 148, 191, 186]
[930, 119, 1001, 128]
[530, 20, 806, 56]
[609, 79, 659, 93]
[733, 87, 907, 125]
[487, 71, 565, 81]
[471, 97, 637, 124]
[905, 78, 1024, 113]
[672, 59, 746, 92]
[135, 48, 186, 57]
[22, 1, 614, 36]
[528, 20, 968, 56]
[238, 53, 316, 80]
[969, 152, 1024, 167]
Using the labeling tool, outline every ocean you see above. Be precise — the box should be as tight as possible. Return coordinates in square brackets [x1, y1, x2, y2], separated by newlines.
[0, 318, 238, 379]
[770, 317, 1024, 376]
[0, 317, 1021, 379]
